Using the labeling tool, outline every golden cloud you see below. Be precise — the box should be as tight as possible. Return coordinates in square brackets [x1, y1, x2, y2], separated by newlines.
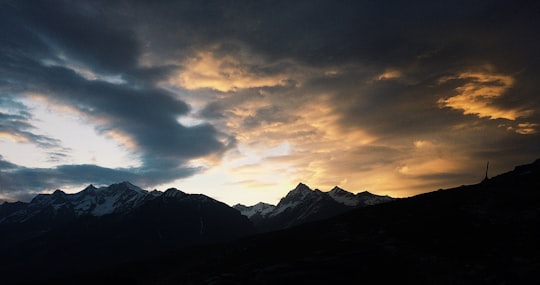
[102, 129, 139, 150]
[438, 69, 533, 120]
[377, 69, 401, 80]
[515, 122, 539, 135]
[170, 49, 295, 92]
[414, 140, 434, 149]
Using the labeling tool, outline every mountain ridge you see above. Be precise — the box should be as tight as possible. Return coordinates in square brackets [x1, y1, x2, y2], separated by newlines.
[234, 182, 394, 232]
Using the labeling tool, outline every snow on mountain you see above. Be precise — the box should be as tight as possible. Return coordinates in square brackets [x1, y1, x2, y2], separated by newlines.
[328, 186, 395, 206]
[270, 183, 326, 217]
[328, 186, 360, 206]
[78, 182, 148, 216]
[237, 183, 395, 232]
[0, 180, 395, 236]
[0, 181, 246, 228]
[356, 191, 394, 205]
[162, 188, 187, 198]
[234, 202, 276, 219]
[0, 182, 175, 224]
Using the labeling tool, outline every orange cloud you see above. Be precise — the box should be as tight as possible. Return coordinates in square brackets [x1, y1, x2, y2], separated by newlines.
[438, 69, 532, 120]
[0, 132, 29, 143]
[414, 140, 434, 149]
[377, 69, 401, 80]
[170, 49, 294, 92]
[515, 122, 539, 135]
[102, 129, 139, 150]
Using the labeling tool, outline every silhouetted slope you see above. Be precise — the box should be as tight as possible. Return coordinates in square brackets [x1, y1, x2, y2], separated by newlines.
[40, 159, 540, 285]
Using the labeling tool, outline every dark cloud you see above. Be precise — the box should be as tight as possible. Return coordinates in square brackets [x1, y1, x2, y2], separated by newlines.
[0, 155, 18, 170]
[242, 106, 300, 129]
[130, 0, 540, 68]
[16, 1, 140, 75]
[0, 157, 200, 201]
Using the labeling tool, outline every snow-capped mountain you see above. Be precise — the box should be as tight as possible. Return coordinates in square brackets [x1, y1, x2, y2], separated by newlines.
[237, 183, 395, 232]
[234, 202, 275, 219]
[0, 182, 255, 261]
[0, 182, 152, 225]
[328, 186, 360, 206]
[328, 186, 394, 206]
[233, 202, 275, 225]
[355, 190, 394, 205]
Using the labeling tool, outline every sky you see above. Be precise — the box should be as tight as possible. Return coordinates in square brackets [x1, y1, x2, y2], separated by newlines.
[1, 0, 539, 206]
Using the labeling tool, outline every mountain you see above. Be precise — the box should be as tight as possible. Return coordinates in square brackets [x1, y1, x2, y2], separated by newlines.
[0, 182, 161, 245]
[328, 186, 394, 206]
[233, 202, 276, 225]
[0, 182, 254, 284]
[43, 158, 540, 285]
[234, 182, 394, 232]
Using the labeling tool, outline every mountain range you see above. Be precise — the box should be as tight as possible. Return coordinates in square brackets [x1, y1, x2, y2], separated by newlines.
[234, 183, 393, 232]
[1, 158, 539, 284]
[0, 180, 392, 284]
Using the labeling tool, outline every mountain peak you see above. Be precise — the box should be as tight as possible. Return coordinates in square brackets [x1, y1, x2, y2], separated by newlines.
[327, 186, 359, 206]
[356, 190, 375, 197]
[107, 181, 145, 194]
[234, 202, 276, 219]
[83, 184, 97, 191]
[52, 189, 66, 196]
[293, 182, 312, 192]
[163, 188, 187, 198]
[283, 183, 317, 202]
[329, 186, 347, 193]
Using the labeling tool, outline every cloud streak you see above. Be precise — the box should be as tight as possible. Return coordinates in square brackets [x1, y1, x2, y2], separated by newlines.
[438, 68, 532, 121]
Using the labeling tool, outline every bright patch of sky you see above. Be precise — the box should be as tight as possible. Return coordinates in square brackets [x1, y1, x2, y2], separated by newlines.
[155, 141, 294, 206]
[0, 97, 140, 169]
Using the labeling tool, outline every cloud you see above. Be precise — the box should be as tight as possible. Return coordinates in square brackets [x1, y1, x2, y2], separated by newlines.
[0, 155, 18, 170]
[21, 1, 141, 75]
[377, 69, 402, 81]
[514, 123, 539, 135]
[170, 46, 298, 92]
[438, 68, 532, 120]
